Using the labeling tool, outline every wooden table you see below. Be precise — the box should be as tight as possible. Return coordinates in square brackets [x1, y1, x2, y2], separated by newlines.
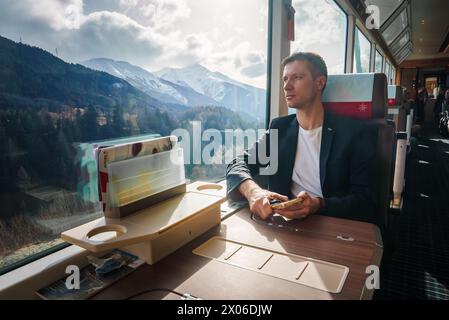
[92, 208, 383, 300]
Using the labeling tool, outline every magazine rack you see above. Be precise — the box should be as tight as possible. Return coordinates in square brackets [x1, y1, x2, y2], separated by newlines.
[106, 148, 187, 218]
[61, 137, 226, 265]
[61, 182, 225, 264]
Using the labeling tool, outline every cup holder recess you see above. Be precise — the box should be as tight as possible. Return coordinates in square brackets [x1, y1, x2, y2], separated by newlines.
[86, 225, 127, 241]
[196, 184, 223, 191]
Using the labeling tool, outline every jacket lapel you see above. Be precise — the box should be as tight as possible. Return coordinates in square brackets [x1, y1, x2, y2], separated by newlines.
[320, 111, 335, 189]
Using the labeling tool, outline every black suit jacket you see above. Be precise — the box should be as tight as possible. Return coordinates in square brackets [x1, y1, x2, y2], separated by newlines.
[226, 110, 379, 225]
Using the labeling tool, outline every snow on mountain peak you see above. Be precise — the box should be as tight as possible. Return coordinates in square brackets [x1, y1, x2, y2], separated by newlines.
[154, 63, 248, 99]
[82, 58, 188, 104]
[81, 59, 266, 120]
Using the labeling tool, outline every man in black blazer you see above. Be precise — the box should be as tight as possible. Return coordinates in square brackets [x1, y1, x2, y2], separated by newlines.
[226, 52, 378, 226]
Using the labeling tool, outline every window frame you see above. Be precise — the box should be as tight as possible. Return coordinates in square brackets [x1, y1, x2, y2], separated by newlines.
[385, 60, 391, 80]
[353, 26, 372, 73]
[381, 8, 408, 46]
[374, 49, 384, 73]
[0, 0, 273, 277]
[390, 28, 411, 57]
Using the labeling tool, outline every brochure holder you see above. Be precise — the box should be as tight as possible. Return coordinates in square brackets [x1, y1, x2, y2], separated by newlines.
[62, 138, 226, 265]
[107, 148, 187, 218]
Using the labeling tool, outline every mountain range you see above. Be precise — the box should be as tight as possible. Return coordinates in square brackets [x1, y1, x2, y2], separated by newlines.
[82, 59, 266, 120]
[0, 35, 167, 112]
[0, 34, 265, 127]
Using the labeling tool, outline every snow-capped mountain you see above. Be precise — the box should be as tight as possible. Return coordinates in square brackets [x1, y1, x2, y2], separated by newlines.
[155, 64, 266, 119]
[82, 58, 216, 107]
[82, 59, 266, 120]
[155, 64, 244, 98]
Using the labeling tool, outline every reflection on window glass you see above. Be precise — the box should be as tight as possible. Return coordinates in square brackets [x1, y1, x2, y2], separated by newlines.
[0, 0, 268, 272]
[382, 9, 408, 45]
[375, 50, 383, 73]
[353, 27, 371, 73]
[391, 31, 409, 56]
[396, 44, 412, 64]
[390, 67, 396, 84]
[385, 61, 391, 80]
[291, 0, 347, 75]
[364, 0, 403, 27]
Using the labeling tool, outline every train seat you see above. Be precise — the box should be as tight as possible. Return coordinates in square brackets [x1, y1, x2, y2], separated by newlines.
[322, 73, 394, 231]
[387, 85, 406, 132]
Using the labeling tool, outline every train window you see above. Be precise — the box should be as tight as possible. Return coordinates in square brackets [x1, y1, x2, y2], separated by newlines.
[395, 43, 412, 64]
[291, 0, 347, 74]
[364, 0, 404, 27]
[390, 67, 396, 84]
[375, 50, 383, 73]
[0, 0, 269, 274]
[385, 61, 391, 79]
[353, 27, 371, 73]
[390, 30, 410, 56]
[382, 9, 408, 46]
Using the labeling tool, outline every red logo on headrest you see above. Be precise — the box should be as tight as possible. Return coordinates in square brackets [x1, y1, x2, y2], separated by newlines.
[388, 99, 396, 106]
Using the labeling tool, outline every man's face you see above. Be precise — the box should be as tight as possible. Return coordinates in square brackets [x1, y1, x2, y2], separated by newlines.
[282, 60, 324, 110]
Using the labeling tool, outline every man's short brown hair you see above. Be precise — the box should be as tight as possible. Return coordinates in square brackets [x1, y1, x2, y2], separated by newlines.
[282, 52, 328, 91]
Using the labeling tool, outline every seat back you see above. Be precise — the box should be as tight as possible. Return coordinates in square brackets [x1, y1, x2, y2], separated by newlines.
[387, 85, 403, 107]
[322, 73, 394, 230]
[388, 85, 406, 132]
[322, 73, 386, 120]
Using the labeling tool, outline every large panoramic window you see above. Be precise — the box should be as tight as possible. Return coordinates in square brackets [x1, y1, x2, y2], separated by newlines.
[353, 27, 371, 73]
[382, 9, 408, 46]
[0, 0, 268, 273]
[375, 50, 383, 73]
[391, 31, 410, 56]
[390, 66, 396, 85]
[288, 0, 347, 115]
[385, 61, 391, 81]
[291, 0, 347, 74]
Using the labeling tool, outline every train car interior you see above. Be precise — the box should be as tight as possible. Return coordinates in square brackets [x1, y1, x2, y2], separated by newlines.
[0, 0, 448, 302]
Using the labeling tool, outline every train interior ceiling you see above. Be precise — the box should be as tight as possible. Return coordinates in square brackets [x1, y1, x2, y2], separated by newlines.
[0, 0, 449, 301]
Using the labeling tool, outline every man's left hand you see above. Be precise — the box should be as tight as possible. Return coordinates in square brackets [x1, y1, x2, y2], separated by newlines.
[274, 191, 321, 219]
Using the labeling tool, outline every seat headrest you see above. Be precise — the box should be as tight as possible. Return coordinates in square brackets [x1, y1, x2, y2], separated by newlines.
[387, 85, 403, 107]
[322, 73, 387, 119]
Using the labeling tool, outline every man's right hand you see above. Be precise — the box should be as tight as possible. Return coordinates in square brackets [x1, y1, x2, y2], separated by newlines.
[238, 180, 288, 220]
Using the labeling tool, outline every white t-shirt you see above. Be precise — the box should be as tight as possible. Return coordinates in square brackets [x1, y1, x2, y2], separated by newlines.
[290, 125, 323, 198]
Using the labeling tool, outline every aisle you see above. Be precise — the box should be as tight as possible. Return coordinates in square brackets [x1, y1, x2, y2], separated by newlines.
[375, 124, 449, 299]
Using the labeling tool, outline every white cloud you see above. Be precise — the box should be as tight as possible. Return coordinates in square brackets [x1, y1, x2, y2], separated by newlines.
[120, 0, 138, 7]
[291, 0, 346, 73]
[118, 0, 191, 30]
[328, 63, 344, 75]
[23, 0, 84, 30]
[292, 0, 345, 49]
[67, 10, 172, 66]
[200, 42, 267, 88]
[0, 0, 267, 87]
[223, 13, 235, 28]
[259, 4, 268, 19]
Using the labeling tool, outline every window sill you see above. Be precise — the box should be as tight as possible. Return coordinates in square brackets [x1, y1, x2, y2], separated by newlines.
[0, 244, 92, 300]
[0, 179, 236, 300]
